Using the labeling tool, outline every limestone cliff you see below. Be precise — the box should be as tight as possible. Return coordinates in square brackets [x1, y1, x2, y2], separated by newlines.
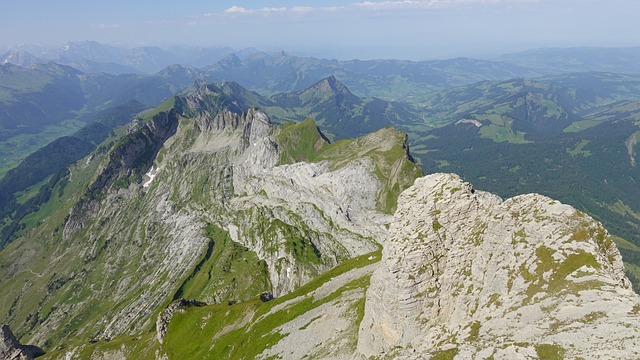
[358, 173, 640, 359]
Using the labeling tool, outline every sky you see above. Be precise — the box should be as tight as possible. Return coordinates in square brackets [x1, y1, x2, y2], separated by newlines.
[1, 0, 639, 60]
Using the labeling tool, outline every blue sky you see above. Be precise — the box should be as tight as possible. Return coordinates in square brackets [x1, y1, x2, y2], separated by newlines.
[2, 0, 639, 59]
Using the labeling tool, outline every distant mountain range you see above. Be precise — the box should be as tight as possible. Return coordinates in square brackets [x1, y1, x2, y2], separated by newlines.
[497, 46, 640, 75]
[1, 73, 639, 359]
[3, 43, 640, 288]
[7, 44, 636, 176]
[5, 42, 640, 91]
[3, 41, 244, 74]
[201, 51, 538, 100]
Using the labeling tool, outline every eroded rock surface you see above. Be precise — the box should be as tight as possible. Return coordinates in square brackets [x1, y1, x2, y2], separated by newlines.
[155, 300, 205, 344]
[358, 173, 640, 359]
[1, 84, 417, 350]
[1, 325, 44, 360]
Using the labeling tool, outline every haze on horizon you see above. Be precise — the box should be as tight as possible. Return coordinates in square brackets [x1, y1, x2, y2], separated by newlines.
[1, 0, 638, 60]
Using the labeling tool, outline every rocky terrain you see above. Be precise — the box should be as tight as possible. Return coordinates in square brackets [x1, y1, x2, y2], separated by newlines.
[107, 172, 640, 360]
[0, 84, 418, 353]
[0, 325, 43, 360]
[2, 82, 640, 359]
[358, 173, 640, 359]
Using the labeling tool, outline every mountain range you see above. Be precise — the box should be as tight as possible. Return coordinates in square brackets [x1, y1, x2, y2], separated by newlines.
[3, 44, 640, 358]
[5, 44, 640, 178]
[1, 77, 640, 359]
[3, 41, 242, 74]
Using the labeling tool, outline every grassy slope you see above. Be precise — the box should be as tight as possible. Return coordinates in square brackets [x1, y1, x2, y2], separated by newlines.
[172, 224, 271, 304]
[0, 149, 106, 343]
[41, 249, 381, 360]
[0, 120, 87, 177]
[0, 106, 178, 348]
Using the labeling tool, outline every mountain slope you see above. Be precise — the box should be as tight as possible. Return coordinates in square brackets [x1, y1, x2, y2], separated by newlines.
[0, 86, 420, 351]
[38, 174, 640, 359]
[0, 101, 148, 248]
[414, 73, 640, 135]
[408, 73, 640, 288]
[0, 63, 85, 141]
[0, 63, 202, 176]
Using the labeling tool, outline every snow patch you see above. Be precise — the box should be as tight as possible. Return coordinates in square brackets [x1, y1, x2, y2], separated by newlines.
[143, 166, 160, 188]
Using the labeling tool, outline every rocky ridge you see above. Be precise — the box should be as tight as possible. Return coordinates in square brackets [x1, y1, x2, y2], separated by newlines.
[357, 173, 640, 359]
[0, 84, 418, 351]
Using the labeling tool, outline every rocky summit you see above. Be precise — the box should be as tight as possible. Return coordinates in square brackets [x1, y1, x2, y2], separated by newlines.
[358, 173, 640, 359]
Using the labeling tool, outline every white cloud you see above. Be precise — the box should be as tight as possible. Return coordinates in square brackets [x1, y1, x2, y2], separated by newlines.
[260, 7, 288, 13]
[224, 6, 250, 14]
[355, 0, 537, 10]
[222, 5, 289, 16]
[219, 0, 535, 17]
[220, 5, 342, 17]
[290, 6, 316, 14]
[355, 0, 437, 10]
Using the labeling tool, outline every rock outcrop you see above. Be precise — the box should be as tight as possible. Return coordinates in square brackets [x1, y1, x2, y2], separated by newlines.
[358, 173, 640, 359]
[1, 325, 44, 360]
[63, 109, 180, 239]
[155, 299, 205, 344]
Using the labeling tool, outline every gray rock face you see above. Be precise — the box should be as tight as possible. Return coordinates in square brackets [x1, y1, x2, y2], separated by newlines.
[8, 98, 393, 349]
[358, 173, 640, 359]
[63, 109, 180, 239]
[1, 324, 43, 360]
[230, 127, 384, 296]
[1, 324, 26, 360]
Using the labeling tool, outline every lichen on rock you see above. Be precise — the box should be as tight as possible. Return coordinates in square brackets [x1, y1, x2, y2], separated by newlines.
[358, 173, 640, 359]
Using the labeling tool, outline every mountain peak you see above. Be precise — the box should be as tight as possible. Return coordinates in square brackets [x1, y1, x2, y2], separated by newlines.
[325, 74, 338, 84]
[157, 63, 199, 78]
[220, 53, 241, 65]
[308, 75, 353, 96]
[1, 50, 40, 67]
